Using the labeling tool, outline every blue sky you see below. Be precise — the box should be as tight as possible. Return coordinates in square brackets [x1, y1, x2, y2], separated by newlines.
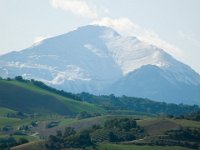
[1, 0, 200, 73]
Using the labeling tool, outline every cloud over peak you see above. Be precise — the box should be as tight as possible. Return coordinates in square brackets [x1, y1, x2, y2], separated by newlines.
[51, 0, 97, 19]
[93, 17, 182, 59]
[50, 1, 182, 60]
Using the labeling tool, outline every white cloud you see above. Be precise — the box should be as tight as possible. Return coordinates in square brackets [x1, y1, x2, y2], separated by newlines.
[93, 17, 139, 35]
[50, 1, 182, 59]
[93, 17, 183, 59]
[51, 0, 97, 19]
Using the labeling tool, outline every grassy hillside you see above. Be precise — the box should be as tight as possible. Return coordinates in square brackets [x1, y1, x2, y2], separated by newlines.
[0, 80, 104, 115]
[0, 107, 16, 116]
[1, 77, 198, 116]
[138, 117, 194, 133]
[97, 143, 193, 150]
[11, 141, 46, 150]
[1, 77, 200, 150]
[5, 115, 200, 150]
[11, 141, 193, 150]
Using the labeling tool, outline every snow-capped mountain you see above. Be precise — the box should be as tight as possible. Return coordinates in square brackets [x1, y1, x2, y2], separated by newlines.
[0, 25, 200, 104]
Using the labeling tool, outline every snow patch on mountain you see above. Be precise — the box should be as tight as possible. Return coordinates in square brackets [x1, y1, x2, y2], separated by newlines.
[84, 44, 108, 58]
[102, 33, 170, 75]
[49, 65, 91, 85]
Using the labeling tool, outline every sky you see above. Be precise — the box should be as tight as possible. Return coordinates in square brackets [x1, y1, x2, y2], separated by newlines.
[0, 0, 200, 73]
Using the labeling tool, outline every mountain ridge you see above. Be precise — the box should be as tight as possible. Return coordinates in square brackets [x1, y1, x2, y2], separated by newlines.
[0, 25, 200, 104]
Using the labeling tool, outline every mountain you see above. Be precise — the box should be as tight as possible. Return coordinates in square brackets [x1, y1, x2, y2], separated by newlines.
[0, 26, 122, 94]
[106, 65, 200, 104]
[0, 25, 200, 105]
[0, 79, 104, 115]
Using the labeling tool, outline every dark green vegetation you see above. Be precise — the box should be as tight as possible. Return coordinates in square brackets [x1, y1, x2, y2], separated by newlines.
[0, 136, 28, 150]
[91, 118, 144, 143]
[45, 127, 93, 149]
[0, 77, 200, 150]
[44, 118, 145, 149]
[174, 111, 200, 121]
[77, 93, 199, 116]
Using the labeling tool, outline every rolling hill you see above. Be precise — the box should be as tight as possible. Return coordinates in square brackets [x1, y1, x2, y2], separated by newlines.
[0, 77, 199, 116]
[0, 79, 104, 115]
[0, 78, 199, 150]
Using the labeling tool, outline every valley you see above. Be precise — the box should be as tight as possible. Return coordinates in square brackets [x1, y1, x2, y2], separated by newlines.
[0, 78, 199, 150]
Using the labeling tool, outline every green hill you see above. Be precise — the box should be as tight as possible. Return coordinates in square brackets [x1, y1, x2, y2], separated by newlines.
[0, 79, 104, 115]
[1, 77, 199, 150]
[0, 107, 16, 116]
[1, 77, 199, 117]
[11, 141, 193, 150]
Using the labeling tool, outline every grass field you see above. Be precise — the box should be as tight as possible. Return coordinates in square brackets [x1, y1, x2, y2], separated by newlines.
[0, 107, 16, 116]
[172, 118, 200, 128]
[0, 80, 105, 115]
[11, 142, 194, 150]
[5, 80, 106, 114]
[137, 117, 200, 135]
[137, 118, 179, 135]
[0, 117, 21, 128]
[11, 141, 46, 150]
[32, 116, 109, 138]
[97, 143, 193, 150]
[13, 135, 39, 142]
[0, 134, 39, 142]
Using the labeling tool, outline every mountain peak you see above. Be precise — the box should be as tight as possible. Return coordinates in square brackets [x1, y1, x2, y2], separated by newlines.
[0, 25, 200, 105]
[77, 25, 116, 32]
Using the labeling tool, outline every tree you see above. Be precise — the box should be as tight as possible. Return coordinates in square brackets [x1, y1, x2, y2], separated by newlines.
[104, 118, 137, 131]
[78, 130, 92, 147]
[64, 127, 76, 137]
[46, 135, 61, 150]
[15, 76, 24, 81]
[56, 130, 62, 137]
[18, 138, 28, 145]
[76, 111, 92, 119]
[108, 131, 118, 142]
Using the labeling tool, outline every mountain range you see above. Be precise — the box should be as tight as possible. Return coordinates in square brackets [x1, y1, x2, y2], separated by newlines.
[0, 25, 200, 105]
